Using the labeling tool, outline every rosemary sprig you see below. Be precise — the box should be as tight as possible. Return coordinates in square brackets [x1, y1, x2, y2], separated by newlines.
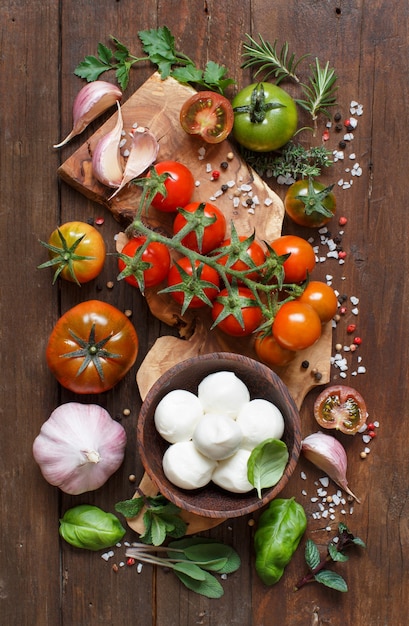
[296, 58, 338, 132]
[241, 34, 308, 84]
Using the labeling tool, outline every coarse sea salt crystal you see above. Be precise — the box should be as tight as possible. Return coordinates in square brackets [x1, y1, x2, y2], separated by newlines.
[319, 477, 329, 487]
[264, 197, 273, 206]
[349, 153, 356, 160]
[344, 132, 354, 141]
[362, 434, 371, 444]
[350, 296, 360, 305]
[301, 471, 307, 480]
[358, 366, 367, 374]
[302, 489, 307, 496]
[352, 307, 359, 315]
[206, 163, 212, 172]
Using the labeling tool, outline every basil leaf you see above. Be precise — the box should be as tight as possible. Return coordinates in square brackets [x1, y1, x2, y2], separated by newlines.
[247, 438, 289, 498]
[59, 505, 125, 551]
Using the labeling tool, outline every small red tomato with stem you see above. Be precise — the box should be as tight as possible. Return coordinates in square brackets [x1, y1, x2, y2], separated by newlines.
[273, 301, 322, 351]
[284, 178, 336, 228]
[180, 91, 234, 144]
[148, 161, 195, 213]
[211, 286, 263, 337]
[216, 227, 266, 283]
[164, 257, 220, 312]
[117, 236, 171, 292]
[269, 235, 316, 284]
[173, 202, 226, 254]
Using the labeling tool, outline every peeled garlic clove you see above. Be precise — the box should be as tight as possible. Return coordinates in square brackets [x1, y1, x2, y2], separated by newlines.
[92, 101, 124, 188]
[53, 80, 122, 148]
[302, 431, 360, 503]
[109, 127, 159, 199]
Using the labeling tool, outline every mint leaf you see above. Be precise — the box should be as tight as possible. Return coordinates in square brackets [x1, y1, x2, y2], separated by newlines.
[304, 538, 321, 571]
[174, 569, 224, 599]
[328, 543, 349, 562]
[115, 497, 144, 519]
[314, 569, 348, 592]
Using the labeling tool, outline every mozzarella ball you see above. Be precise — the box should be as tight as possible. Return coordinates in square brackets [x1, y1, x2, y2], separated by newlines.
[154, 389, 204, 443]
[236, 399, 285, 450]
[212, 448, 254, 493]
[162, 441, 216, 490]
[198, 371, 250, 418]
[192, 413, 242, 460]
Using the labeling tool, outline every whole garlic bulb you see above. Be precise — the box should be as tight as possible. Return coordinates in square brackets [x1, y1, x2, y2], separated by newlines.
[33, 402, 127, 495]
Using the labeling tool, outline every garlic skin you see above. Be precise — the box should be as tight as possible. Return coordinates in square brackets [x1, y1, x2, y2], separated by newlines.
[92, 101, 124, 188]
[109, 127, 159, 199]
[32, 402, 127, 495]
[53, 81, 122, 148]
[302, 431, 360, 503]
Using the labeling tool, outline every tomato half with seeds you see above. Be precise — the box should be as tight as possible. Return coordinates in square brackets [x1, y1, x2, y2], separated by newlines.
[166, 257, 220, 309]
[211, 287, 263, 337]
[314, 385, 368, 434]
[46, 300, 139, 394]
[180, 91, 234, 144]
[269, 235, 316, 284]
[117, 236, 171, 291]
[254, 332, 297, 367]
[232, 82, 298, 152]
[149, 161, 195, 213]
[38, 221, 106, 285]
[273, 301, 321, 351]
[285, 179, 337, 228]
[173, 202, 227, 254]
[298, 281, 338, 323]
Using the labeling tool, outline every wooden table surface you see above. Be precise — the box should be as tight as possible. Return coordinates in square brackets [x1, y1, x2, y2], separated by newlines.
[2, 1, 408, 625]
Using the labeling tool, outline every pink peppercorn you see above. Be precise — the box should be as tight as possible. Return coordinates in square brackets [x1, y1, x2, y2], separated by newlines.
[339, 216, 348, 226]
[211, 170, 220, 180]
[338, 250, 347, 259]
[347, 324, 357, 333]
[353, 336, 362, 345]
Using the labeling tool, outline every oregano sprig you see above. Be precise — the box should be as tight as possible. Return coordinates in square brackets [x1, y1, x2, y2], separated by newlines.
[295, 522, 366, 592]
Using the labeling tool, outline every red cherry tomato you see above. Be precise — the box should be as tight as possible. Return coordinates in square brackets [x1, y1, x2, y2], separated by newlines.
[211, 287, 263, 336]
[118, 236, 171, 290]
[217, 235, 266, 282]
[46, 300, 138, 394]
[149, 161, 195, 213]
[314, 385, 368, 434]
[298, 281, 338, 323]
[166, 257, 220, 309]
[269, 235, 316, 284]
[173, 202, 226, 254]
[254, 332, 297, 367]
[180, 91, 234, 144]
[273, 301, 322, 351]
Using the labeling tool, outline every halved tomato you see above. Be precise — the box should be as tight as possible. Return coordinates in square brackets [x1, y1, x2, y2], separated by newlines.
[314, 385, 368, 434]
[180, 91, 234, 143]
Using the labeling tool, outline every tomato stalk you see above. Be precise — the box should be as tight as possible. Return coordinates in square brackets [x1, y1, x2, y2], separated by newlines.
[233, 83, 285, 124]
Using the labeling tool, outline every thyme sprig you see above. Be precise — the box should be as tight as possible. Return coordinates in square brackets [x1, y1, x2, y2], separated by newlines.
[241, 34, 308, 84]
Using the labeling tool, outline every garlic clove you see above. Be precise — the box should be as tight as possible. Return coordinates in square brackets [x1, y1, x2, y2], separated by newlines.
[53, 81, 122, 148]
[301, 431, 360, 503]
[109, 126, 159, 199]
[92, 101, 124, 188]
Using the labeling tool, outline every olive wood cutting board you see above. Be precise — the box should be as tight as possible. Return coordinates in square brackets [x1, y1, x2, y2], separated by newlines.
[58, 72, 332, 535]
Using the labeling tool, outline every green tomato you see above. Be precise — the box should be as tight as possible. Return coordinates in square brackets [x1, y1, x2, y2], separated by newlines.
[284, 178, 337, 228]
[59, 504, 126, 551]
[232, 83, 298, 152]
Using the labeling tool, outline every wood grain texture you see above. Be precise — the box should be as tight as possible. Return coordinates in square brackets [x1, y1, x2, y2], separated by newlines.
[1, 0, 409, 624]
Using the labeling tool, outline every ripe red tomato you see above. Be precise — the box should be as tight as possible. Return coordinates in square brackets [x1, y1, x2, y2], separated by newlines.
[298, 281, 338, 323]
[254, 332, 296, 367]
[173, 202, 227, 254]
[273, 301, 321, 351]
[149, 161, 195, 212]
[166, 257, 220, 309]
[180, 91, 234, 143]
[46, 300, 139, 394]
[217, 235, 266, 282]
[285, 179, 336, 228]
[211, 287, 263, 336]
[314, 385, 368, 434]
[118, 236, 171, 290]
[38, 221, 106, 285]
[269, 235, 316, 284]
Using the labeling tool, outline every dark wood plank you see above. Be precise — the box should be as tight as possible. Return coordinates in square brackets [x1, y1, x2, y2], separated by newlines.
[1, 0, 409, 624]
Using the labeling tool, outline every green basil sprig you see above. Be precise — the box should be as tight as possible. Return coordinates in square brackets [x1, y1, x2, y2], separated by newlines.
[247, 438, 289, 498]
[59, 504, 126, 551]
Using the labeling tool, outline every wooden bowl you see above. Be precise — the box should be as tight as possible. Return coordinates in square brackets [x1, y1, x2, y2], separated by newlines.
[137, 352, 301, 519]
